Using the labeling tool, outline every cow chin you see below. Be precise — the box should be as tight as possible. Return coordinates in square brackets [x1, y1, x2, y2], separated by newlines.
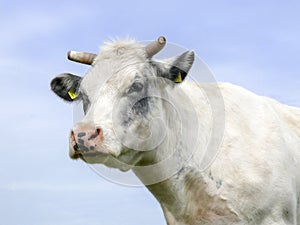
[68, 141, 136, 171]
[71, 153, 135, 172]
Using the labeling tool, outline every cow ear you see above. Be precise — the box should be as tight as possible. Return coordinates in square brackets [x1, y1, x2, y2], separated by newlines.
[50, 73, 82, 102]
[156, 51, 195, 83]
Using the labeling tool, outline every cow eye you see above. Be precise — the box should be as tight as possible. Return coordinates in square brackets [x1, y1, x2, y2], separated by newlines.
[128, 81, 143, 93]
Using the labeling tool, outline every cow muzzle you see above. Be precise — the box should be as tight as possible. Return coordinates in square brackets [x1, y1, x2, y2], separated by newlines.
[69, 123, 105, 160]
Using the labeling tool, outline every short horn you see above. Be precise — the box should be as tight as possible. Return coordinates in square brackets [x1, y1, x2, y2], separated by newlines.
[67, 51, 97, 65]
[145, 36, 166, 57]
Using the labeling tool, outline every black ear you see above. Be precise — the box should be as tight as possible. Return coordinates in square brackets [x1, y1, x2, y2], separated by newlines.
[155, 51, 195, 83]
[50, 73, 82, 102]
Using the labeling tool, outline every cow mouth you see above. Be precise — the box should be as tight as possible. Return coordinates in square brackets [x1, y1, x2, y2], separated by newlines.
[69, 142, 110, 163]
[70, 143, 85, 160]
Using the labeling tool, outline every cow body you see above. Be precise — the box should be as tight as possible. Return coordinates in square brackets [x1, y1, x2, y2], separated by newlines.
[51, 38, 300, 225]
[144, 81, 300, 225]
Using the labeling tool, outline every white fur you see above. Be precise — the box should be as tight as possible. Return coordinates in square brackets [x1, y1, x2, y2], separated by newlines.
[150, 82, 300, 225]
[73, 40, 300, 225]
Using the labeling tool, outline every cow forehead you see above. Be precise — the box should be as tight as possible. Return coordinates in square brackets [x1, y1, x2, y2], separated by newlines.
[97, 39, 147, 62]
[80, 40, 151, 101]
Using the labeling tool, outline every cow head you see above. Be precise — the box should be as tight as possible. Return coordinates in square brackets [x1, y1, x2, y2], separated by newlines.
[51, 37, 194, 171]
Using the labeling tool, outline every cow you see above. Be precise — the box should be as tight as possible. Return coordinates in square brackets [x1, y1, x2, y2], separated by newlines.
[50, 36, 300, 225]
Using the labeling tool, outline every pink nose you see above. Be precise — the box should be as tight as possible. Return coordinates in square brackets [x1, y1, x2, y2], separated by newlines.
[70, 124, 103, 153]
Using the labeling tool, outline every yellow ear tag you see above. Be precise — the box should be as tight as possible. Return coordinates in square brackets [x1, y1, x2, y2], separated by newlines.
[68, 90, 78, 100]
[174, 72, 182, 83]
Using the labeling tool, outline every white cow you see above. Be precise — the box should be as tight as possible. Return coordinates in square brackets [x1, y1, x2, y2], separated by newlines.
[51, 36, 300, 225]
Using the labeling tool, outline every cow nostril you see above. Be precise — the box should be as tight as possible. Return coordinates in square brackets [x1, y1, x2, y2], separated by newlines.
[70, 131, 76, 142]
[97, 128, 103, 141]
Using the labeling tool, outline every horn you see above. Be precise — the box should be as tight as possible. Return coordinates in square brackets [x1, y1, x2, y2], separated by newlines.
[67, 51, 97, 65]
[145, 36, 166, 57]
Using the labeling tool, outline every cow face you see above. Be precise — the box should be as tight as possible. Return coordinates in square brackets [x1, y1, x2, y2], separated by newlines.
[51, 39, 194, 171]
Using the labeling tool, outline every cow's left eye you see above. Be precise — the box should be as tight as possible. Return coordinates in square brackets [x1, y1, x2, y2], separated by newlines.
[128, 81, 143, 93]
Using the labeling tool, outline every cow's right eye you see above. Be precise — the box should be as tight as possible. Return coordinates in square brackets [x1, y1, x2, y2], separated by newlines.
[128, 81, 143, 93]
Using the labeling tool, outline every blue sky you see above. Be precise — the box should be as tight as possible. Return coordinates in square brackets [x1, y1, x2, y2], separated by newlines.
[1, 0, 300, 224]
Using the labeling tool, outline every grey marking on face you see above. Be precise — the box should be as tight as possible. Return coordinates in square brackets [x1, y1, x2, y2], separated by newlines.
[88, 130, 99, 140]
[78, 145, 89, 152]
[78, 139, 84, 145]
[77, 132, 86, 138]
[120, 74, 153, 127]
[132, 97, 150, 115]
[81, 90, 91, 114]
